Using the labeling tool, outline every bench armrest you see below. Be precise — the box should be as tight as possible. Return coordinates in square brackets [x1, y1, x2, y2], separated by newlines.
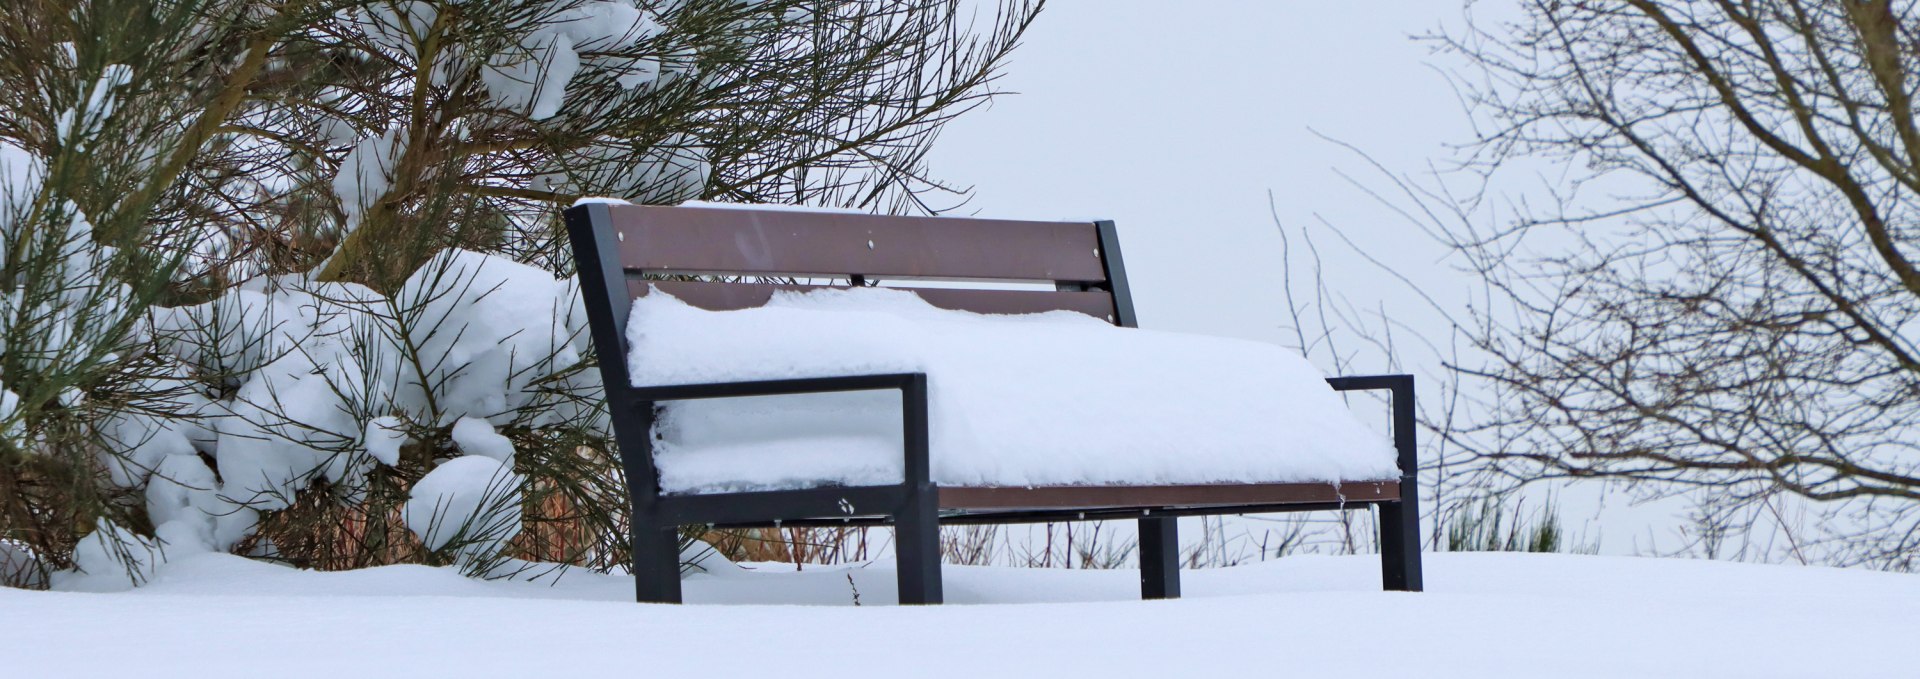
[1326, 373, 1423, 591]
[629, 373, 925, 400]
[1324, 374, 1417, 477]
[628, 372, 935, 491]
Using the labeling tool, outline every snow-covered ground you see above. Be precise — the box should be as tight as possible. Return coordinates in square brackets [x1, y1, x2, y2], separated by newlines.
[8, 553, 1914, 677]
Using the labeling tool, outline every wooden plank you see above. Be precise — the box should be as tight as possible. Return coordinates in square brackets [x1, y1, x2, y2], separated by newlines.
[626, 279, 1120, 322]
[605, 204, 1109, 283]
[937, 481, 1399, 511]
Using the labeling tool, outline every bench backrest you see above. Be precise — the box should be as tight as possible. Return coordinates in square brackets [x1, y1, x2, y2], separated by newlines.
[564, 204, 1138, 357]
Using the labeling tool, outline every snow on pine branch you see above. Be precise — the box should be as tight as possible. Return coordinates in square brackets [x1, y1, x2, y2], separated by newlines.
[1, 0, 1043, 586]
[334, 126, 409, 232]
[0, 64, 193, 586]
[82, 249, 601, 582]
[327, 0, 696, 229]
[0, 67, 145, 451]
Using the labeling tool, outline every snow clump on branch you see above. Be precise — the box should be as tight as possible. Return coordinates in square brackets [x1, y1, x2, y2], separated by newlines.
[117, 250, 593, 576]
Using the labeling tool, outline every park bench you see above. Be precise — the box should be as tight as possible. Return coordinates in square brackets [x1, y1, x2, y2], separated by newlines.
[564, 202, 1422, 604]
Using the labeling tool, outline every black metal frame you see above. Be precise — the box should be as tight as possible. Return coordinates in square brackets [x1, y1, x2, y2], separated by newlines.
[1327, 374, 1425, 593]
[565, 204, 1422, 605]
[636, 372, 942, 603]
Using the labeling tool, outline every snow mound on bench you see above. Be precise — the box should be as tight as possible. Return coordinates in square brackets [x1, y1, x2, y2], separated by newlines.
[626, 287, 1398, 493]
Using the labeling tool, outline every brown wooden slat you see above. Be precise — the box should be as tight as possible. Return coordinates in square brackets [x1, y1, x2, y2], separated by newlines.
[606, 204, 1108, 283]
[627, 280, 1122, 323]
[937, 481, 1399, 511]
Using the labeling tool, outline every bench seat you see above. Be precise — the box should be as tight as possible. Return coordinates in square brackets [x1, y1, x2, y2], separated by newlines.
[629, 286, 1399, 494]
[667, 480, 1400, 527]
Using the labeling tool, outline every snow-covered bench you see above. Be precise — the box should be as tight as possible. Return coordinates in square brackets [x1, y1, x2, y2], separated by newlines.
[565, 203, 1423, 604]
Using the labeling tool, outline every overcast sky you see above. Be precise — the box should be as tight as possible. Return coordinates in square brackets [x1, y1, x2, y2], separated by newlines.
[929, 0, 1476, 344]
[925, 1, 1710, 556]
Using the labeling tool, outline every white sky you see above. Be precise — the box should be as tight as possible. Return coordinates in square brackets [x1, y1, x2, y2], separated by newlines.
[930, 0, 1475, 344]
[926, 0, 1715, 557]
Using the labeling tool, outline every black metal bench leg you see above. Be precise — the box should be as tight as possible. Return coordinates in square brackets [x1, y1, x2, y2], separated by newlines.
[895, 488, 944, 604]
[1139, 515, 1181, 599]
[633, 518, 684, 603]
[1378, 495, 1424, 592]
[1378, 373, 1424, 592]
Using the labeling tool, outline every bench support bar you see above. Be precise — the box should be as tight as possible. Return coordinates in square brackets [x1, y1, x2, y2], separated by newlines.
[897, 490, 943, 604]
[632, 520, 682, 604]
[1139, 516, 1180, 599]
[1379, 486, 1421, 592]
[895, 374, 943, 604]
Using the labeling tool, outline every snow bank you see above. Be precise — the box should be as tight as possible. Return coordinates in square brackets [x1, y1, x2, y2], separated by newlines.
[71, 519, 158, 584]
[626, 287, 1398, 492]
[14, 552, 1920, 678]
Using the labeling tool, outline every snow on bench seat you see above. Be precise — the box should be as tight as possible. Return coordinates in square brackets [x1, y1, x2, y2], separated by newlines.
[626, 286, 1397, 494]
